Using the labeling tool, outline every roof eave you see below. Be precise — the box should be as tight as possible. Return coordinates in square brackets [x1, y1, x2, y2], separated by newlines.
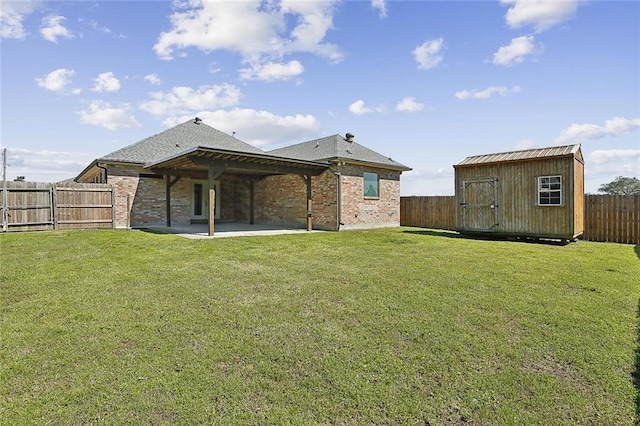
[76, 158, 147, 181]
[146, 146, 331, 170]
[328, 157, 412, 172]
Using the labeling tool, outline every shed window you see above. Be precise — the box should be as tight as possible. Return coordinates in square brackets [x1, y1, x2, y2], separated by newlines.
[364, 172, 379, 198]
[538, 176, 562, 206]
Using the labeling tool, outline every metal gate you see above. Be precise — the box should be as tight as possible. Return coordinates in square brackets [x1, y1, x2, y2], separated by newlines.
[461, 177, 499, 232]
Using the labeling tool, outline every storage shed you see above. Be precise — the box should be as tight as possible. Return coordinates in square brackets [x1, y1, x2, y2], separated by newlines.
[454, 144, 584, 241]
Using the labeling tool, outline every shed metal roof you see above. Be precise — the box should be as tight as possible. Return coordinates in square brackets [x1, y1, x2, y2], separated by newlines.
[455, 144, 582, 167]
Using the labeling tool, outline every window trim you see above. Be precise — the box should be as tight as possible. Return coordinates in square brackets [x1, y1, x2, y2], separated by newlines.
[537, 175, 563, 206]
[363, 172, 379, 199]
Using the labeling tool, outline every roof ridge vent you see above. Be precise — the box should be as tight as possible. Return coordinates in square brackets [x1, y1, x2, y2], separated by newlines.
[345, 132, 354, 142]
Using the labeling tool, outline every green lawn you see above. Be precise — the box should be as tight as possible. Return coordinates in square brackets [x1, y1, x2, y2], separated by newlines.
[1, 227, 638, 425]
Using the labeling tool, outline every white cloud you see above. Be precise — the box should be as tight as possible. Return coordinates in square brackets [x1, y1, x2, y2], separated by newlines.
[78, 100, 141, 130]
[143, 73, 161, 86]
[493, 35, 539, 67]
[239, 60, 304, 81]
[371, 0, 387, 18]
[588, 149, 640, 165]
[501, 0, 580, 33]
[89, 20, 111, 34]
[396, 97, 424, 113]
[35, 68, 76, 92]
[555, 117, 640, 144]
[413, 38, 444, 70]
[0, 0, 39, 39]
[153, 0, 342, 80]
[0, 146, 93, 183]
[401, 167, 455, 196]
[163, 108, 320, 147]
[140, 84, 242, 116]
[455, 86, 521, 100]
[40, 15, 74, 43]
[349, 99, 384, 115]
[91, 72, 121, 92]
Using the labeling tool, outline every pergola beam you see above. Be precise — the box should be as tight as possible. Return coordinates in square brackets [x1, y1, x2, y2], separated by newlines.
[190, 156, 325, 176]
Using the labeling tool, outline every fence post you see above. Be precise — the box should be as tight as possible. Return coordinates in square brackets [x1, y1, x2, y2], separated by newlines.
[2, 148, 6, 232]
[111, 188, 116, 229]
[51, 184, 57, 230]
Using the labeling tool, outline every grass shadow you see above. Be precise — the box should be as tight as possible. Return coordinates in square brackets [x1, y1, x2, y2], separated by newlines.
[635, 245, 639, 260]
[402, 228, 571, 246]
[136, 227, 183, 237]
[402, 229, 461, 239]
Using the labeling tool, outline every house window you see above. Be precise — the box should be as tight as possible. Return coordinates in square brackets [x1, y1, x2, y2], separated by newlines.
[364, 172, 379, 198]
[538, 176, 562, 206]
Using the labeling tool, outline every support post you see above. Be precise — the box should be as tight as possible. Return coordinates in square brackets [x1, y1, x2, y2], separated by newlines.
[166, 176, 171, 227]
[207, 166, 225, 237]
[165, 176, 181, 227]
[249, 180, 255, 225]
[208, 187, 215, 236]
[305, 175, 312, 231]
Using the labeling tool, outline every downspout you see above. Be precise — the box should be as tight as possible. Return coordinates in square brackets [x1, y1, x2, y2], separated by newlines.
[330, 168, 343, 231]
[96, 163, 108, 183]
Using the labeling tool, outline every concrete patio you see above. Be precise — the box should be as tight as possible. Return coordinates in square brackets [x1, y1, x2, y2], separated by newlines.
[141, 222, 324, 239]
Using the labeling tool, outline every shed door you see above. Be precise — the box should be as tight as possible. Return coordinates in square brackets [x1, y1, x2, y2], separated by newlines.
[461, 178, 498, 232]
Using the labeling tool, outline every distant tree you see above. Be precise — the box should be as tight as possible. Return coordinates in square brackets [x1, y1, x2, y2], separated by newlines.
[13, 176, 25, 182]
[598, 176, 640, 195]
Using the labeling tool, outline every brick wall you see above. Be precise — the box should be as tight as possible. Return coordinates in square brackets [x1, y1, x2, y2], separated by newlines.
[104, 164, 402, 231]
[219, 177, 251, 223]
[254, 171, 339, 230]
[106, 167, 192, 228]
[311, 171, 339, 230]
[131, 176, 166, 225]
[255, 174, 307, 227]
[336, 164, 402, 230]
[106, 166, 140, 228]
[252, 166, 402, 231]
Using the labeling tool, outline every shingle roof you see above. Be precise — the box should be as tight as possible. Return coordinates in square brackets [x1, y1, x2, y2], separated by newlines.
[100, 119, 264, 165]
[268, 134, 411, 171]
[455, 144, 582, 167]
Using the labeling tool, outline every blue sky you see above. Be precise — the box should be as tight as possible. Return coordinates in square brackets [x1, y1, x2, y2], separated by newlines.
[1, 0, 638, 195]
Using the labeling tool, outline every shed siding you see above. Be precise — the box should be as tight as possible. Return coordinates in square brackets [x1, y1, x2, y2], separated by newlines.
[456, 157, 580, 239]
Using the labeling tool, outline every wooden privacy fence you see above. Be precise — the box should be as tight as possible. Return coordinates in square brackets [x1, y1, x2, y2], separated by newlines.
[1, 181, 114, 232]
[400, 196, 456, 231]
[400, 194, 640, 244]
[583, 195, 639, 244]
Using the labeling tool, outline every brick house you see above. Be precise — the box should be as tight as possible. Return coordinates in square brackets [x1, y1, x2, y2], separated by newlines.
[76, 119, 411, 233]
